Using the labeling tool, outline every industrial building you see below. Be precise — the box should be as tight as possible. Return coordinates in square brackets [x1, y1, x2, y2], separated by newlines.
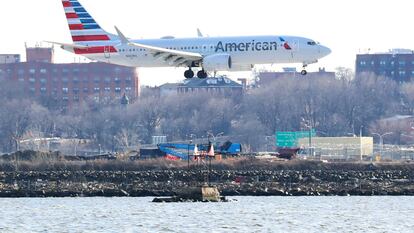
[0, 46, 140, 110]
[356, 49, 414, 82]
[297, 137, 374, 160]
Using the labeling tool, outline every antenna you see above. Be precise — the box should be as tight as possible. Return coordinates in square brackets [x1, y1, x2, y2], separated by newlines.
[197, 28, 203, 37]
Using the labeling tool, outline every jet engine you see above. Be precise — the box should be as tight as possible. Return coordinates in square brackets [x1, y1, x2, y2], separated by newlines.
[202, 54, 232, 72]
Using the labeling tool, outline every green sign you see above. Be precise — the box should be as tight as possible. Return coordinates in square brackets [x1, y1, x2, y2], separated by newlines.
[295, 130, 316, 139]
[276, 130, 316, 147]
[276, 132, 297, 147]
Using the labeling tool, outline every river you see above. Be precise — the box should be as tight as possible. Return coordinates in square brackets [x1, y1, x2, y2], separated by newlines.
[0, 197, 413, 232]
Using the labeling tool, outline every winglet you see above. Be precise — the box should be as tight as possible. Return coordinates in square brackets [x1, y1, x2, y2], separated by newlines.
[114, 26, 130, 44]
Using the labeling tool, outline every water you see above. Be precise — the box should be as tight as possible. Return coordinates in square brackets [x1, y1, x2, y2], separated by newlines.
[0, 197, 413, 233]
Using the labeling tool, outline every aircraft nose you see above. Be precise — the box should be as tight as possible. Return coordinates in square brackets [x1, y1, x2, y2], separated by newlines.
[319, 45, 331, 57]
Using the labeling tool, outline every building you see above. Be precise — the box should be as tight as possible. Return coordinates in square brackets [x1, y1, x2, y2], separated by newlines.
[159, 83, 181, 96]
[0, 46, 140, 110]
[297, 137, 374, 160]
[0, 54, 20, 64]
[258, 68, 335, 86]
[26, 46, 54, 63]
[356, 49, 414, 82]
[177, 76, 243, 96]
[376, 115, 414, 144]
[157, 77, 244, 96]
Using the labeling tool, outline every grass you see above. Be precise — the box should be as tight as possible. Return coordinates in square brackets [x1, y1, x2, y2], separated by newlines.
[0, 150, 413, 172]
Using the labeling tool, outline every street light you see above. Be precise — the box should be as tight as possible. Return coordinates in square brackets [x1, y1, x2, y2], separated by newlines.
[207, 132, 224, 143]
[346, 133, 357, 137]
[372, 132, 393, 157]
[301, 120, 313, 157]
[317, 131, 328, 136]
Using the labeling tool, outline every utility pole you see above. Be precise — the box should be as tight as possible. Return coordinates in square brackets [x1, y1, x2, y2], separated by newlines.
[360, 126, 363, 161]
[309, 125, 312, 158]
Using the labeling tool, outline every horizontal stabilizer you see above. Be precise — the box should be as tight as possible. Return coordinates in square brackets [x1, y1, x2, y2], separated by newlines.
[44, 41, 89, 49]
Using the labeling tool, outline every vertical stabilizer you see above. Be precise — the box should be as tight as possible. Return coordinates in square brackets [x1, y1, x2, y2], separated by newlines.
[61, 0, 117, 44]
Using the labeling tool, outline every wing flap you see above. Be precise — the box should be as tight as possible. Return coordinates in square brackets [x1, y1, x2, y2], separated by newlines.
[131, 42, 201, 59]
[114, 26, 202, 66]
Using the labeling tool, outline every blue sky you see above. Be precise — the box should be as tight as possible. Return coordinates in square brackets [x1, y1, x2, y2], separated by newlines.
[1, 0, 412, 85]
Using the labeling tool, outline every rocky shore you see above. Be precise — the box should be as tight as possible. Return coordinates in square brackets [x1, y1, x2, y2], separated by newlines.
[1, 165, 413, 197]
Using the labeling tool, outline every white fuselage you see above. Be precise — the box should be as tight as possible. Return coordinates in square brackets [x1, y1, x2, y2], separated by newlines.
[81, 35, 331, 70]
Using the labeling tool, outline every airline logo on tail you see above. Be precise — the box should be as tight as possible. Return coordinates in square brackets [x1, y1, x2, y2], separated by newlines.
[61, 0, 117, 54]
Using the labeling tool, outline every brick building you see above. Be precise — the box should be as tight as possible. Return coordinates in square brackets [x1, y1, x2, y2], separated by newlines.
[0, 46, 140, 110]
[356, 49, 414, 82]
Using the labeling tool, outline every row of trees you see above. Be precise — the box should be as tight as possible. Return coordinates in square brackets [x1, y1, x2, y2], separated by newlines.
[1, 70, 414, 153]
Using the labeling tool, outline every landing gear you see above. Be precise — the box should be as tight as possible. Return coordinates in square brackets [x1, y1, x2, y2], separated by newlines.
[197, 70, 208, 79]
[184, 68, 208, 79]
[184, 69, 194, 79]
[301, 64, 308, 76]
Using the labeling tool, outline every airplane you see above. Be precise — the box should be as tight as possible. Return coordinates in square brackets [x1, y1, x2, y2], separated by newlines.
[50, 0, 331, 79]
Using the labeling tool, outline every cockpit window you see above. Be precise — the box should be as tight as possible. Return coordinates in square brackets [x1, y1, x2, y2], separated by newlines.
[307, 41, 317, 46]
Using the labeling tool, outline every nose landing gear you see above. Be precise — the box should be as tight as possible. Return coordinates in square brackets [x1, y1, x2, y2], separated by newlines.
[301, 64, 308, 76]
[301, 70, 308, 76]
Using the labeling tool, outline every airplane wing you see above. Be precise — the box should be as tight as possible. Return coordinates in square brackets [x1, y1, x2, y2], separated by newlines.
[115, 27, 202, 67]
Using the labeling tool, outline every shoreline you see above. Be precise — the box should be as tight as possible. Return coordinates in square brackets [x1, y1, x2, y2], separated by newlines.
[1, 167, 413, 198]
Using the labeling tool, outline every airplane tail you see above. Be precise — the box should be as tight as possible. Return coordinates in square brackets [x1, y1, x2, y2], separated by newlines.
[61, 0, 117, 45]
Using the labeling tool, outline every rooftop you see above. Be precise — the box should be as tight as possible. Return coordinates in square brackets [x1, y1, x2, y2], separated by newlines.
[159, 83, 181, 89]
[180, 76, 242, 88]
[358, 49, 414, 55]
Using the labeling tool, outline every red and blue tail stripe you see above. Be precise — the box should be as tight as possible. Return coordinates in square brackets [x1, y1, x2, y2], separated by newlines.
[61, 0, 117, 54]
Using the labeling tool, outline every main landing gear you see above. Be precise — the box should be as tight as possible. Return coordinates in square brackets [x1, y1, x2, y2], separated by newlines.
[184, 68, 208, 79]
[197, 70, 208, 79]
[184, 69, 194, 79]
